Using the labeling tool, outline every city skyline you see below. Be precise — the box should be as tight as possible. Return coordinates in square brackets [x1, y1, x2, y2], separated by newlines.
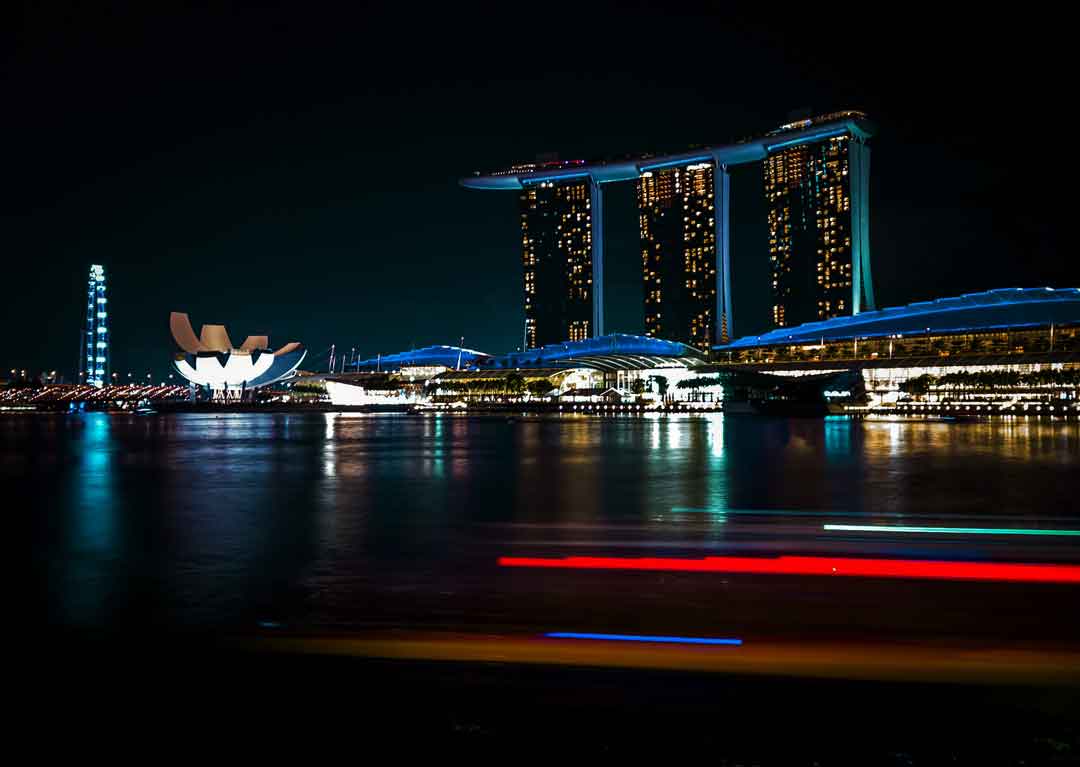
[5, 5, 1076, 375]
[15, 8, 1080, 758]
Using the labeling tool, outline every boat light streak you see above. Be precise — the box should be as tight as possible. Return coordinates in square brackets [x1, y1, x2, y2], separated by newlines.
[673, 508, 1080, 522]
[498, 555, 1080, 583]
[824, 524, 1080, 537]
[546, 632, 742, 646]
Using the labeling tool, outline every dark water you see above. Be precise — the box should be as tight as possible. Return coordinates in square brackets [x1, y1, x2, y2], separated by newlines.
[16, 412, 1080, 636]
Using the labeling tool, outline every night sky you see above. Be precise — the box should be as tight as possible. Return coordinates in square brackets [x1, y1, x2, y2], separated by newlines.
[5, 2, 1072, 378]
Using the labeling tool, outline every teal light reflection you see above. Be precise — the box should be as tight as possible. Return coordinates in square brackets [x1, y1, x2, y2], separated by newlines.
[75, 413, 116, 553]
[431, 414, 445, 478]
[704, 415, 728, 522]
[66, 412, 119, 626]
[824, 417, 852, 460]
[322, 412, 337, 477]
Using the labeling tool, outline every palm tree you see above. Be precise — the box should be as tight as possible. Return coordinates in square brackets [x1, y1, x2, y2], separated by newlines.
[527, 380, 552, 399]
[505, 373, 525, 397]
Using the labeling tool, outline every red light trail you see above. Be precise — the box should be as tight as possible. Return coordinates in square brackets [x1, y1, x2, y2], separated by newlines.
[498, 555, 1080, 583]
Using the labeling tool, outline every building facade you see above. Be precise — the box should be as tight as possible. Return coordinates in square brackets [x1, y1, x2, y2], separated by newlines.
[637, 162, 717, 350]
[715, 288, 1080, 361]
[764, 117, 872, 328]
[519, 179, 594, 348]
[83, 264, 109, 387]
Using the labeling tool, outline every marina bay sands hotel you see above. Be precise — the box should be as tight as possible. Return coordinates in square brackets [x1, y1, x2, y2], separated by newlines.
[461, 110, 875, 350]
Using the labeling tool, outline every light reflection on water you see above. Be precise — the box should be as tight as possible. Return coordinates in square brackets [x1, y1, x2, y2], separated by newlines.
[11, 412, 1078, 630]
[65, 413, 117, 624]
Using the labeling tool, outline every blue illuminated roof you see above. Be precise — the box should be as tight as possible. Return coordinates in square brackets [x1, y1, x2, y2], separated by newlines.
[493, 333, 703, 369]
[352, 335, 701, 373]
[353, 345, 491, 371]
[717, 288, 1080, 350]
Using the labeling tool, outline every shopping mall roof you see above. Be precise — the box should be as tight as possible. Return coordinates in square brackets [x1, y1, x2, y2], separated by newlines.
[353, 345, 491, 371]
[489, 333, 705, 371]
[716, 288, 1080, 350]
[348, 335, 701, 375]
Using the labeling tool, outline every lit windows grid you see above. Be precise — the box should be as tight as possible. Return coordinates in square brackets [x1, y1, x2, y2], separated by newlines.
[765, 136, 855, 329]
[519, 180, 593, 348]
[637, 163, 716, 350]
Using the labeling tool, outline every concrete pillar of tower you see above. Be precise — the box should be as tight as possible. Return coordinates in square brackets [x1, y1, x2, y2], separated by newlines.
[849, 139, 875, 313]
[590, 176, 605, 338]
[713, 162, 734, 344]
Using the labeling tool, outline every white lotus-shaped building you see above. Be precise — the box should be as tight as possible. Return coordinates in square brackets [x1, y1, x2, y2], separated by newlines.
[170, 312, 306, 390]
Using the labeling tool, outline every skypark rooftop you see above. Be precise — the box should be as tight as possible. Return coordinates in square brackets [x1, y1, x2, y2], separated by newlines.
[461, 112, 874, 190]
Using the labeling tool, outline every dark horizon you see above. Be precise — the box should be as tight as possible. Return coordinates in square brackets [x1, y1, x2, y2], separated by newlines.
[5, 2, 1073, 377]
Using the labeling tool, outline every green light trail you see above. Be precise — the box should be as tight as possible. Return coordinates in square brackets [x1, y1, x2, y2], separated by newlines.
[823, 524, 1080, 537]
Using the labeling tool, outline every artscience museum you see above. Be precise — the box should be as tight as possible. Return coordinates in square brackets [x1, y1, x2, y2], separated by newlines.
[170, 312, 306, 392]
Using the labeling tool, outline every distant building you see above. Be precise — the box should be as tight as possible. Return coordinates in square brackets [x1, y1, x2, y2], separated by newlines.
[520, 178, 595, 348]
[716, 288, 1080, 359]
[427, 333, 705, 404]
[637, 162, 716, 350]
[83, 264, 109, 387]
[343, 334, 706, 406]
[712, 287, 1080, 413]
[764, 111, 874, 328]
